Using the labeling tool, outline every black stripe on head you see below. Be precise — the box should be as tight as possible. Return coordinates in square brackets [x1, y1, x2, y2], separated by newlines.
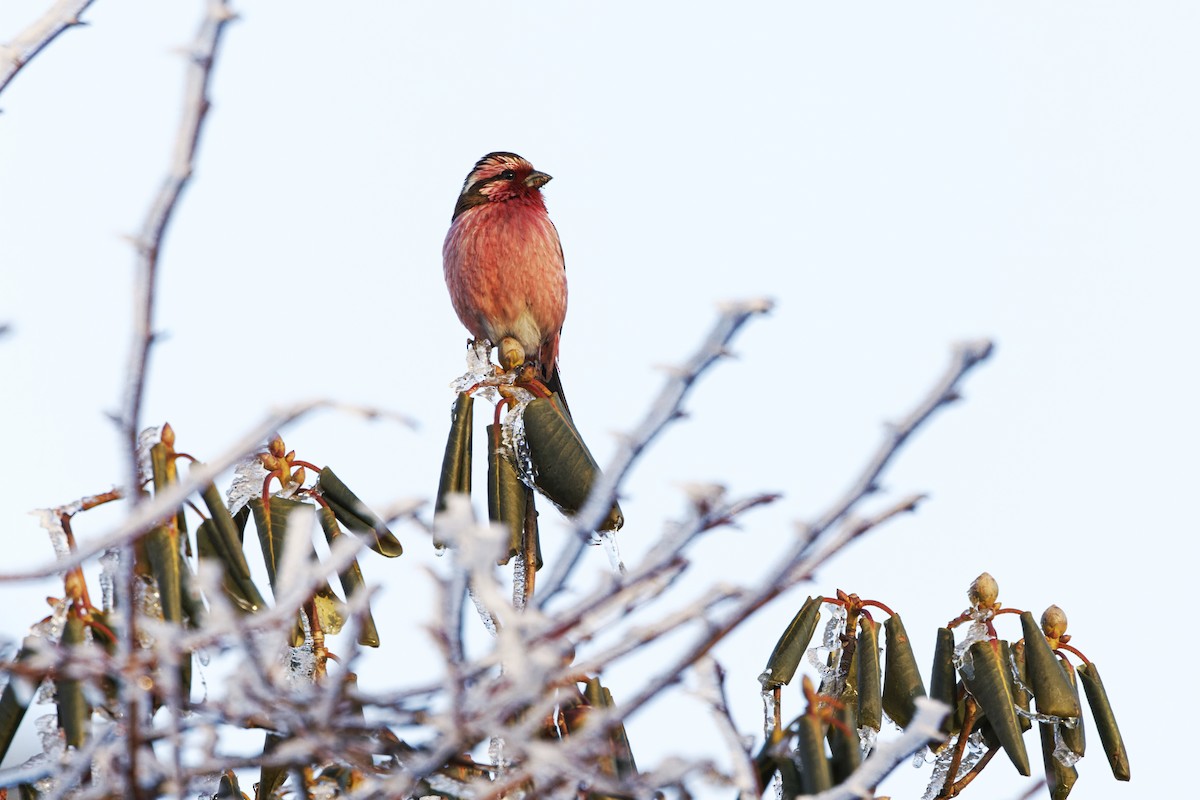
[452, 152, 531, 220]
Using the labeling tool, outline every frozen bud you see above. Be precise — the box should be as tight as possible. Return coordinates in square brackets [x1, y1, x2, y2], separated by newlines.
[268, 436, 286, 458]
[968, 572, 999, 607]
[1040, 605, 1068, 640]
[292, 466, 307, 487]
[161, 422, 175, 448]
[259, 453, 278, 471]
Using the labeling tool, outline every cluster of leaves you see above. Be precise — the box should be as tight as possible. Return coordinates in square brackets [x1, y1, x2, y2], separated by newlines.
[0, 422, 641, 800]
[755, 573, 1129, 799]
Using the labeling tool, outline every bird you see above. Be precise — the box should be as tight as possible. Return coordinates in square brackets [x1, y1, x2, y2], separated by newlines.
[443, 152, 569, 402]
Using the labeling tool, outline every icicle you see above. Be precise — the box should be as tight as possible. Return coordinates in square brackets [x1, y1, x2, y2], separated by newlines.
[598, 530, 626, 575]
[760, 685, 776, 741]
[500, 387, 538, 488]
[467, 586, 497, 636]
[512, 553, 529, 610]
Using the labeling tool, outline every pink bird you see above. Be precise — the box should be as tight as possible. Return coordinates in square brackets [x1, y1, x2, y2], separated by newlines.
[443, 152, 569, 399]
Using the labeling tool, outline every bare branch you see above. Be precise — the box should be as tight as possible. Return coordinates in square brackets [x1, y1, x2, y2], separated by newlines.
[0, 0, 97, 99]
[121, 0, 237, 497]
[538, 297, 774, 604]
[616, 339, 993, 720]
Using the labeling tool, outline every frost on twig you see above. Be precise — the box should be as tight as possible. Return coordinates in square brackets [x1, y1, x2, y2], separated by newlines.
[800, 698, 949, 800]
[0, 0, 97, 98]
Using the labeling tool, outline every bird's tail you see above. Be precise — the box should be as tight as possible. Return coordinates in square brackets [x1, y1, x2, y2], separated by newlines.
[543, 360, 572, 420]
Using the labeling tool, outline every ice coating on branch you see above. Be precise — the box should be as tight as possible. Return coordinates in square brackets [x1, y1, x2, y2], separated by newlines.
[500, 387, 538, 488]
[36, 713, 65, 758]
[31, 508, 70, 560]
[135, 575, 162, 647]
[468, 586, 497, 636]
[952, 621, 989, 674]
[31, 598, 69, 641]
[136, 425, 162, 483]
[1052, 724, 1081, 767]
[811, 602, 846, 690]
[489, 735, 510, 775]
[859, 725, 878, 758]
[227, 453, 270, 515]
[451, 339, 511, 403]
[598, 530, 626, 574]
[923, 731, 988, 799]
[99, 549, 119, 611]
[760, 685, 776, 740]
[512, 553, 529, 610]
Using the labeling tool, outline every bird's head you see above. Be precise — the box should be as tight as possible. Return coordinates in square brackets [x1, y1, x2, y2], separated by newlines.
[453, 152, 552, 219]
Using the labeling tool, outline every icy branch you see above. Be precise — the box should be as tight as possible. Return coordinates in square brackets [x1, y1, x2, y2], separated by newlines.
[798, 697, 948, 800]
[0, 0, 97, 99]
[120, 0, 237, 496]
[0, 399, 410, 581]
[538, 297, 774, 604]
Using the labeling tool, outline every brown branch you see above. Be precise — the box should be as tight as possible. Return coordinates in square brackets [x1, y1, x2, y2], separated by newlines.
[0, 0, 97, 99]
[538, 297, 774, 605]
[618, 339, 993, 721]
[122, 0, 237, 494]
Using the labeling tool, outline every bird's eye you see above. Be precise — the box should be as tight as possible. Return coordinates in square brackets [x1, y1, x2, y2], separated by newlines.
[499, 169, 516, 180]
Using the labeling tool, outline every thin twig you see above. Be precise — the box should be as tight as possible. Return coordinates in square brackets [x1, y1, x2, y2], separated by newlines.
[0, 398, 411, 581]
[122, 0, 236, 493]
[118, 7, 234, 793]
[618, 339, 993, 720]
[0, 0, 97, 99]
[695, 658, 758, 798]
[538, 297, 774, 605]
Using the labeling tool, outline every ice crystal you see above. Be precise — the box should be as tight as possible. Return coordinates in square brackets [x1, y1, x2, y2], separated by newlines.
[36, 713, 65, 758]
[858, 725, 878, 758]
[31, 508, 70, 560]
[1052, 723, 1081, 767]
[31, 598, 69, 641]
[99, 549, 120, 611]
[760, 686, 776, 740]
[468, 586, 497, 636]
[500, 387, 538, 488]
[952, 621, 989, 675]
[512, 553, 529, 610]
[227, 452, 270, 515]
[598, 530, 626, 575]
[136, 425, 162, 483]
[489, 735, 510, 774]
[450, 339, 512, 403]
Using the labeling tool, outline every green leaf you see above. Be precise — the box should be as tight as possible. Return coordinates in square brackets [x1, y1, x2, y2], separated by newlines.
[487, 424, 541, 568]
[857, 618, 883, 732]
[762, 596, 822, 688]
[882, 613, 927, 729]
[436, 392, 474, 511]
[317, 467, 403, 557]
[1019, 611, 1080, 719]
[1077, 662, 1129, 781]
[523, 394, 623, 532]
[56, 614, 89, 749]
[929, 627, 958, 735]
[317, 506, 380, 647]
[960, 639, 1030, 776]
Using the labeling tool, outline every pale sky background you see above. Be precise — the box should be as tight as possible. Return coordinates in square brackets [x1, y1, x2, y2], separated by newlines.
[2, 2, 1194, 798]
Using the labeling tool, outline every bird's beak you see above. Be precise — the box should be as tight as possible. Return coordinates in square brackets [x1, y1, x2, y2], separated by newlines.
[525, 171, 552, 190]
